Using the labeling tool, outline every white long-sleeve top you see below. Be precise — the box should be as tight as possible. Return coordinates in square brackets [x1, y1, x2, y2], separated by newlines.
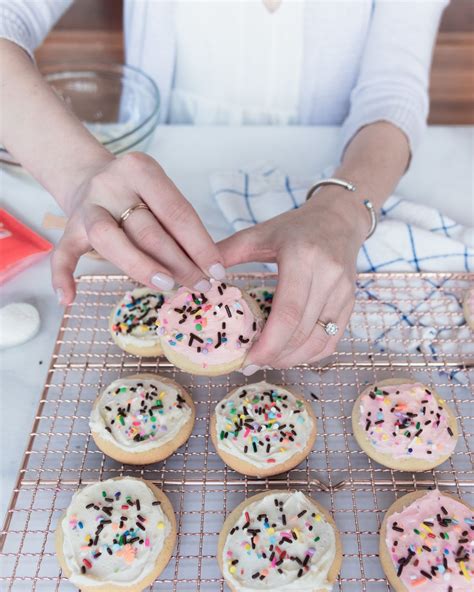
[0, 0, 448, 154]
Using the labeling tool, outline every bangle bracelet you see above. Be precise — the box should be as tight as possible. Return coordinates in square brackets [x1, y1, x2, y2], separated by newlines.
[305, 177, 377, 240]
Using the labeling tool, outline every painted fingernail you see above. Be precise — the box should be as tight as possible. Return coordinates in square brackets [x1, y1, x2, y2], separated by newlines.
[209, 263, 226, 281]
[151, 273, 175, 291]
[56, 288, 64, 304]
[193, 278, 212, 292]
[242, 364, 261, 376]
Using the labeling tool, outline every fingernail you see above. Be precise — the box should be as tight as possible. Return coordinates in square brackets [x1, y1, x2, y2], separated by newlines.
[209, 263, 226, 281]
[242, 364, 261, 376]
[151, 273, 175, 291]
[56, 288, 64, 304]
[193, 278, 212, 292]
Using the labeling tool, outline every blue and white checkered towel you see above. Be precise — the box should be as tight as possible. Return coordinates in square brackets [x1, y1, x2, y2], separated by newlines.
[211, 163, 473, 273]
[211, 163, 474, 383]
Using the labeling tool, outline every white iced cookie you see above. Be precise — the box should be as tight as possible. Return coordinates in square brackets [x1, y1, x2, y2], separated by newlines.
[55, 477, 176, 592]
[210, 381, 317, 477]
[90, 374, 195, 465]
[218, 490, 342, 592]
[0, 302, 40, 348]
[109, 287, 172, 357]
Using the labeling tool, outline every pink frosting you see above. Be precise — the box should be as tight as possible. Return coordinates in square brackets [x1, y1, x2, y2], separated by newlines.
[385, 489, 474, 590]
[158, 280, 261, 368]
[358, 382, 456, 460]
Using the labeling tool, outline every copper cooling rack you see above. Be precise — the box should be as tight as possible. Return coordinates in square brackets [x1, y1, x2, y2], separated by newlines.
[1, 272, 473, 591]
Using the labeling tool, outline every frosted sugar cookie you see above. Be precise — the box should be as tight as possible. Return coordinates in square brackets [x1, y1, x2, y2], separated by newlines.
[158, 280, 264, 376]
[352, 378, 458, 471]
[218, 490, 342, 591]
[90, 374, 195, 465]
[109, 287, 172, 356]
[380, 489, 474, 591]
[211, 381, 317, 477]
[55, 477, 176, 592]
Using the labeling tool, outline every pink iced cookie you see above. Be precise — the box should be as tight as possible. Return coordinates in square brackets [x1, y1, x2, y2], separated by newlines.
[380, 489, 474, 592]
[158, 280, 264, 376]
[352, 379, 458, 471]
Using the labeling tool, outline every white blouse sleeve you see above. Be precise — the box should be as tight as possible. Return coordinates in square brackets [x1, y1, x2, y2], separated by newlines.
[340, 0, 448, 155]
[0, 0, 73, 59]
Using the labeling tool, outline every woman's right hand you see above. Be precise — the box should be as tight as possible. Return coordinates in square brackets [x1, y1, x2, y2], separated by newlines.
[0, 41, 225, 302]
[52, 152, 226, 304]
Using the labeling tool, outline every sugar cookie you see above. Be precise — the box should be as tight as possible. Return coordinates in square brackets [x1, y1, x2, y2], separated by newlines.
[380, 489, 474, 591]
[218, 490, 342, 592]
[158, 280, 264, 376]
[90, 374, 195, 465]
[352, 378, 458, 471]
[109, 287, 172, 357]
[55, 477, 176, 592]
[211, 381, 317, 477]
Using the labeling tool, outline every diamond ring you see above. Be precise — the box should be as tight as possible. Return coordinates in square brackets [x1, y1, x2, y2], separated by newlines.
[317, 319, 339, 336]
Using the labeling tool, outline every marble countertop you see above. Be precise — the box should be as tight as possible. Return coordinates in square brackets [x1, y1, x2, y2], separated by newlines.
[1, 124, 473, 521]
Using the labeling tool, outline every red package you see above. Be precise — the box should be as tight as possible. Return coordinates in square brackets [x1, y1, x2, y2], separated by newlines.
[0, 208, 53, 284]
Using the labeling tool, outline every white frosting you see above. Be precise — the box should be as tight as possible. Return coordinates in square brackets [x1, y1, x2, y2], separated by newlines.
[61, 477, 171, 588]
[90, 377, 192, 453]
[222, 491, 337, 592]
[215, 381, 313, 469]
[111, 287, 168, 348]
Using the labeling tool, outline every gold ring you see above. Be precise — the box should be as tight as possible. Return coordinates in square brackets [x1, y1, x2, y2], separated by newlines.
[119, 203, 151, 227]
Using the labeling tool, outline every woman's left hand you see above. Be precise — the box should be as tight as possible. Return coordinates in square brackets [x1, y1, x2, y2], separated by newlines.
[217, 188, 369, 372]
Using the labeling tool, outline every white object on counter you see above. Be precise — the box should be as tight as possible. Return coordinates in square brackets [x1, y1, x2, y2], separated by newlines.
[0, 302, 40, 349]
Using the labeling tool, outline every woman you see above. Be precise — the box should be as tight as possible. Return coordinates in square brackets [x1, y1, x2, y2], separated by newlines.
[0, 0, 448, 373]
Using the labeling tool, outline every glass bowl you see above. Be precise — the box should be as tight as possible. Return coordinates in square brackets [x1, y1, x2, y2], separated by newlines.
[0, 63, 160, 171]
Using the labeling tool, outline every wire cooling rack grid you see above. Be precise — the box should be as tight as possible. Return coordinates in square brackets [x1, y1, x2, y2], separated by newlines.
[1, 272, 473, 591]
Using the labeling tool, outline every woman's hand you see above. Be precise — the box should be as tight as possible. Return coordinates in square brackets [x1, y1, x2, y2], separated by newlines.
[52, 152, 226, 304]
[1, 41, 226, 305]
[217, 188, 369, 372]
